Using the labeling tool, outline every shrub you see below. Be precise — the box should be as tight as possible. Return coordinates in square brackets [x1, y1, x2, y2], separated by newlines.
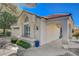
[11, 39, 17, 44]
[11, 37, 31, 49]
[11, 37, 18, 44]
[16, 40, 31, 49]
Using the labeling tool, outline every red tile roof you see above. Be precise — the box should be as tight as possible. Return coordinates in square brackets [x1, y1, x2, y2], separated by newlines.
[44, 14, 71, 19]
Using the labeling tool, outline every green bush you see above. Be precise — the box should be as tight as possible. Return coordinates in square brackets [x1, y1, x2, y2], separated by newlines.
[11, 37, 31, 49]
[11, 37, 18, 44]
[11, 39, 17, 44]
[16, 40, 31, 49]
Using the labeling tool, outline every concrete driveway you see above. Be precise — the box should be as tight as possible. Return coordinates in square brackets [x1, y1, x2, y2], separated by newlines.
[22, 40, 76, 56]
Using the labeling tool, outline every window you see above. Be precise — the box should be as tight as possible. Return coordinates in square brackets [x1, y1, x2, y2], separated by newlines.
[24, 24, 30, 37]
[59, 27, 62, 39]
[23, 16, 30, 37]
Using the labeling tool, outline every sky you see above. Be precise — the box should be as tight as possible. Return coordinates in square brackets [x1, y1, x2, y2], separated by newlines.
[20, 3, 79, 28]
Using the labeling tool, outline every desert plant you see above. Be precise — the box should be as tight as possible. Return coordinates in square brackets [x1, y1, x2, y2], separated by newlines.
[16, 40, 31, 49]
[11, 37, 18, 44]
[11, 39, 17, 44]
[11, 37, 31, 49]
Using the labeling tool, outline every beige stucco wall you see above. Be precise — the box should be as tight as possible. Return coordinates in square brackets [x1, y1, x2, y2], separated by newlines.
[46, 23, 60, 43]
[40, 18, 60, 45]
[12, 11, 37, 41]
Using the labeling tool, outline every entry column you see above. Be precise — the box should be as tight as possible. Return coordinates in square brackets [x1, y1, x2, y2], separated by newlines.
[69, 24, 73, 41]
[62, 20, 70, 48]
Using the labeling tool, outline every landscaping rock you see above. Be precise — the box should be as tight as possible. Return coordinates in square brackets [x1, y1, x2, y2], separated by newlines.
[0, 38, 8, 48]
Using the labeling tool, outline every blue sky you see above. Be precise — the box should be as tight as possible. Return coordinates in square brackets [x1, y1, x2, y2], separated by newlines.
[20, 3, 79, 27]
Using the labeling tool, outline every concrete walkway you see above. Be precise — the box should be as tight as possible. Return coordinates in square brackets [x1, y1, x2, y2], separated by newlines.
[22, 40, 76, 56]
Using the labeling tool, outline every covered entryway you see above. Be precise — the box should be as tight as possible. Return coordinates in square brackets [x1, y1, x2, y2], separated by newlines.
[47, 16, 72, 48]
[40, 14, 73, 48]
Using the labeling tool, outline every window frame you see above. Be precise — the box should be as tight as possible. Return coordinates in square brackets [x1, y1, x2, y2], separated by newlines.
[23, 16, 30, 37]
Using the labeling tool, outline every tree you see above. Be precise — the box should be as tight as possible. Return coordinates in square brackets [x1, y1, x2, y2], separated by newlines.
[0, 12, 17, 36]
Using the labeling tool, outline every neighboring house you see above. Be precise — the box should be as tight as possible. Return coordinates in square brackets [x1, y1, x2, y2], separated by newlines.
[0, 3, 22, 16]
[0, 3, 16, 15]
[11, 10, 74, 48]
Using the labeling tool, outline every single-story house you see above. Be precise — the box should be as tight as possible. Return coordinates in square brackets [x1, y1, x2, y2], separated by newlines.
[11, 10, 74, 48]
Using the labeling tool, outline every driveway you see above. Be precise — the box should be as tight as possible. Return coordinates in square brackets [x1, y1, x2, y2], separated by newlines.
[22, 40, 76, 56]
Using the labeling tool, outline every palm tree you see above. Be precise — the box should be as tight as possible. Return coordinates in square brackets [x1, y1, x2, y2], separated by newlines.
[0, 12, 17, 36]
